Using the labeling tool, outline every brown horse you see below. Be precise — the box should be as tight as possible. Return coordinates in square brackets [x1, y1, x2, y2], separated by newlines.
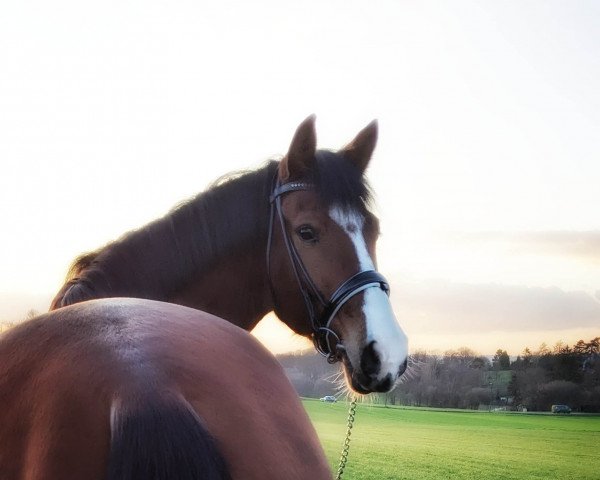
[0, 298, 331, 479]
[51, 116, 408, 393]
[0, 117, 409, 478]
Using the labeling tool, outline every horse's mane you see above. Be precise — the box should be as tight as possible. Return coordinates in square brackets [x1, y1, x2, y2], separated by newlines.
[66, 251, 101, 281]
[52, 152, 371, 309]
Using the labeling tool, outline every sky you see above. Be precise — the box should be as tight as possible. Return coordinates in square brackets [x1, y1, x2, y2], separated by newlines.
[1, 0, 598, 355]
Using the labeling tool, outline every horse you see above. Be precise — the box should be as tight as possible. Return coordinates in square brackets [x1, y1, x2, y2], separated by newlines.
[51, 115, 409, 394]
[1, 116, 409, 479]
[0, 298, 331, 479]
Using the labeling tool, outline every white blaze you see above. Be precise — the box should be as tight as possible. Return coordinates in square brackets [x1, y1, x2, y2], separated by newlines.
[329, 206, 408, 381]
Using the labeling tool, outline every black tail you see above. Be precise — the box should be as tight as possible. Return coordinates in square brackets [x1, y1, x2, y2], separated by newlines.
[107, 393, 231, 480]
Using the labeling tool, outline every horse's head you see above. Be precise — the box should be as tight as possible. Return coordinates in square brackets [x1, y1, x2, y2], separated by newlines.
[269, 116, 408, 394]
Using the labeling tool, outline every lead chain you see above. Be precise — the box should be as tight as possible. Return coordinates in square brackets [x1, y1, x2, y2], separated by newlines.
[335, 396, 357, 480]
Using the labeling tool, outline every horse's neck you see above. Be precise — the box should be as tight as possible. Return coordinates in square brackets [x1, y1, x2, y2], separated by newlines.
[160, 169, 275, 329]
[92, 225, 273, 330]
[168, 243, 272, 330]
[55, 164, 277, 329]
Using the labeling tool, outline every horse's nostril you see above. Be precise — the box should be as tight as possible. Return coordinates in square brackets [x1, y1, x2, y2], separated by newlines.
[360, 341, 381, 378]
[398, 358, 408, 376]
[376, 374, 393, 392]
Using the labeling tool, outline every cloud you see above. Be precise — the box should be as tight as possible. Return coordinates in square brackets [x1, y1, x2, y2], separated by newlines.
[392, 279, 600, 334]
[460, 230, 600, 262]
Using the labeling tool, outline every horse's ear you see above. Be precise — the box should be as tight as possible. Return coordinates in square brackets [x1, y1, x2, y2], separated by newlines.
[342, 120, 378, 173]
[279, 115, 317, 181]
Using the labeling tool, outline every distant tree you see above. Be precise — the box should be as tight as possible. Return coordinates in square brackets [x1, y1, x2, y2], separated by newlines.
[437, 349, 487, 408]
[553, 340, 570, 354]
[444, 347, 478, 367]
[537, 343, 551, 356]
[470, 356, 490, 370]
[515, 367, 548, 410]
[508, 372, 522, 405]
[581, 386, 600, 413]
[521, 347, 533, 369]
[277, 351, 339, 397]
[511, 355, 523, 370]
[465, 387, 491, 409]
[587, 337, 600, 355]
[548, 352, 583, 383]
[553, 340, 563, 354]
[573, 340, 588, 355]
[492, 349, 510, 370]
[537, 380, 583, 411]
[409, 354, 442, 407]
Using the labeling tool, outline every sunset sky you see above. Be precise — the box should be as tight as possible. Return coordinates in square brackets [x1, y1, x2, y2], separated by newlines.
[1, 1, 598, 355]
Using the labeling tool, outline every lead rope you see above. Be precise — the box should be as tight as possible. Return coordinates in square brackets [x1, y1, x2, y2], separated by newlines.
[335, 396, 357, 480]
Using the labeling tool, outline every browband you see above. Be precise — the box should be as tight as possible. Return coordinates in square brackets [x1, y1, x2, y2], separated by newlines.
[269, 182, 315, 203]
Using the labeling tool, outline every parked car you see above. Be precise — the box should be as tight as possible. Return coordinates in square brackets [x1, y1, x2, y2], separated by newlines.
[320, 396, 337, 403]
[551, 404, 571, 414]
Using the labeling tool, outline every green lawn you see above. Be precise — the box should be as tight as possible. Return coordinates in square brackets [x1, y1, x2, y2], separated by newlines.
[302, 399, 600, 480]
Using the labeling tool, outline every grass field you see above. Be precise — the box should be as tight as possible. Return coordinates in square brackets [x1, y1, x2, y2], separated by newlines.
[302, 399, 600, 480]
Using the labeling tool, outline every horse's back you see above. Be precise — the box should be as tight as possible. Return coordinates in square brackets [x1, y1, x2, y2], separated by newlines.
[0, 299, 331, 480]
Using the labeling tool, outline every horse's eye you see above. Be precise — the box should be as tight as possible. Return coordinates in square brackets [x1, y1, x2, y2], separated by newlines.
[296, 225, 318, 243]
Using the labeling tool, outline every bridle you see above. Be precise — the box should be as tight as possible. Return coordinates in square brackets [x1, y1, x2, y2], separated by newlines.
[266, 177, 390, 363]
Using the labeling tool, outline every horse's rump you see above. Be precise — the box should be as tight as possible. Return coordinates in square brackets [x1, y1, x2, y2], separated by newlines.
[0, 299, 331, 479]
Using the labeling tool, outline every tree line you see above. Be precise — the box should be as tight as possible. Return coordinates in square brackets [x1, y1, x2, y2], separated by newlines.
[277, 337, 600, 412]
[506, 338, 599, 412]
